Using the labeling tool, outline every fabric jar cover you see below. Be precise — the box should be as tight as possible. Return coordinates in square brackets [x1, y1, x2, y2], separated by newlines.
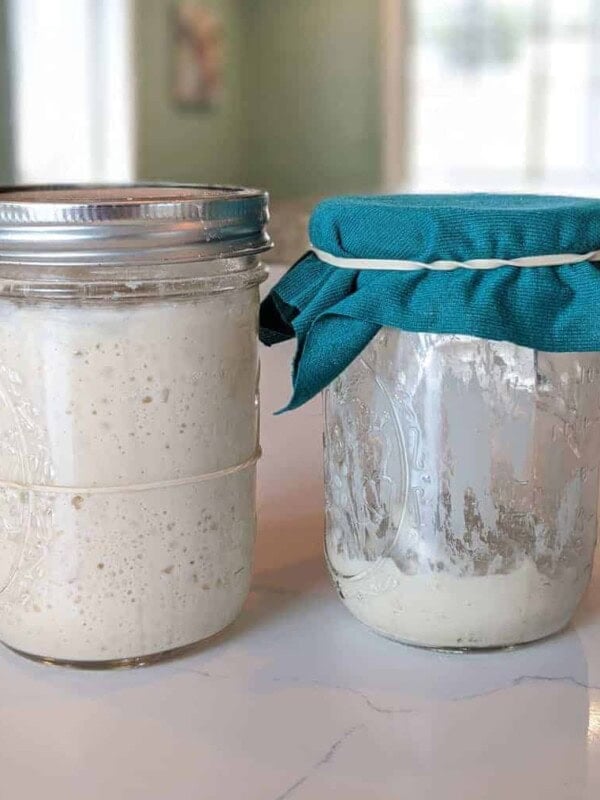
[259, 193, 600, 410]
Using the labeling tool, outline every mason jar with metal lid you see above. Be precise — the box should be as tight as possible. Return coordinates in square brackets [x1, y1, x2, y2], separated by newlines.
[0, 184, 269, 667]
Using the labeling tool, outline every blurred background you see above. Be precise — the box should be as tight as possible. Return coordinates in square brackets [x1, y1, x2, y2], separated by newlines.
[0, 0, 599, 258]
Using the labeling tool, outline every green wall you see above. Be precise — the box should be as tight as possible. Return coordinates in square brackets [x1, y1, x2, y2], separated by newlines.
[135, 0, 382, 199]
[0, 0, 14, 183]
[134, 0, 246, 184]
[240, 0, 382, 199]
[2, 0, 382, 196]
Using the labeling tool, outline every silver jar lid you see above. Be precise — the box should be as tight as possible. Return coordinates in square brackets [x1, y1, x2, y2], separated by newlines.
[0, 183, 271, 265]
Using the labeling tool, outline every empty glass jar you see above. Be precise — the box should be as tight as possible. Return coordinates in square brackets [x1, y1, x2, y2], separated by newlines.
[324, 329, 600, 648]
[0, 184, 269, 666]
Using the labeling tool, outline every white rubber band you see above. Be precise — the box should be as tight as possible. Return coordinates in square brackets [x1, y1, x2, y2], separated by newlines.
[0, 448, 261, 496]
[312, 246, 600, 272]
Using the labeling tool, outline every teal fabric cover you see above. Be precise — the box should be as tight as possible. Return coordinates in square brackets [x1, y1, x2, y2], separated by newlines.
[259, 194, 600, 411]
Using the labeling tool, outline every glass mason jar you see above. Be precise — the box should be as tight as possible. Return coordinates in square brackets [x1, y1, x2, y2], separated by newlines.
[324, 328, 600, 649]
[0, 184, 269, 666]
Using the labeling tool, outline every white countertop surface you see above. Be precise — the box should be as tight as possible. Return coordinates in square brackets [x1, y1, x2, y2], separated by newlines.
[2, 269, 600, 799]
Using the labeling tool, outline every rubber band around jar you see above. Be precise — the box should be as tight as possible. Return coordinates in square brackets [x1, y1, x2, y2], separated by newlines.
[311, 246, 600, 272]
[0, 449, 261, 495]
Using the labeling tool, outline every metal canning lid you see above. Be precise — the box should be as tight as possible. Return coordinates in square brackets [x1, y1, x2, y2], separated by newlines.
[0, 183, 271, 265]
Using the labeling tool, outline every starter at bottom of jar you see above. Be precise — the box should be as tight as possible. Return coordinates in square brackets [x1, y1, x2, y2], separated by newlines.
[329, 556, 589, 648]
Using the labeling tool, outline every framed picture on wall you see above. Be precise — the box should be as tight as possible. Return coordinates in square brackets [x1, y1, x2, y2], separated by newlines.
[172, 2, 223, 108]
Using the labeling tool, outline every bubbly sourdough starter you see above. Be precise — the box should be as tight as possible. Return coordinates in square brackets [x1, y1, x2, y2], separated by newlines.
[330, 556, 587, 648]
[0, 288, 259, 662]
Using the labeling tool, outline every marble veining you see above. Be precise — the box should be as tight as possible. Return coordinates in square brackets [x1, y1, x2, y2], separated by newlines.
[273, 725, 365, 800]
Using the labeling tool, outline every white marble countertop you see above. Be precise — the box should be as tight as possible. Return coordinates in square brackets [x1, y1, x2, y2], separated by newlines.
[2, 269, 600, 799]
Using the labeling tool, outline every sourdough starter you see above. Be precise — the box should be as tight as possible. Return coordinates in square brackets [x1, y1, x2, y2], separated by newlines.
[330, 555, 587, 648]
[0, 288, 259, 662]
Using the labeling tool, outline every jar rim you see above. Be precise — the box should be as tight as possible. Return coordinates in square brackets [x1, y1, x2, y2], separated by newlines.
[0, 182, 271, 265]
